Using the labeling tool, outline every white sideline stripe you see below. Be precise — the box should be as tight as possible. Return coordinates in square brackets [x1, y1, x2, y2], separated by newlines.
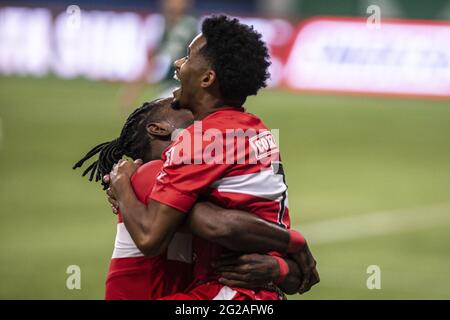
[212, 286, 238, 300]
[293, 203, 450, 245]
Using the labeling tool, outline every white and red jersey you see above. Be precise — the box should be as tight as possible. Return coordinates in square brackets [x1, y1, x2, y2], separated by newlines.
[105, 160, 193, 300]
[149, 106, 290, 300]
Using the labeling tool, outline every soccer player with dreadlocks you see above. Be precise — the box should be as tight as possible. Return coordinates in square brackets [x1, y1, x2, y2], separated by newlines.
[75, 98, 310, 299]
[104, 15, 319, 300]
[74, 98, 193, 299]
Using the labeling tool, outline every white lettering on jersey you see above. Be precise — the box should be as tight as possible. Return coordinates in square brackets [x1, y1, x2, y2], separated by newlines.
[249, 131, 279, 161]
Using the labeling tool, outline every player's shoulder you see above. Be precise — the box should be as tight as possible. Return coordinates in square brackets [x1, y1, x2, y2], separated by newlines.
[131, 160, 164, 188]
[202, 107, 268, 131]
[134, 160, 163, 177]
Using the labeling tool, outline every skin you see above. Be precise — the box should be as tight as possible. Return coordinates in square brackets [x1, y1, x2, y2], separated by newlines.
[119, 0, 193, 110]
[141, 99, 194, 162]
[106, 100, 318, 294]
[106, 33, 319, 294]
[188, 202, 315, 294]
[106, 99, 308, 292]
[172, 34, 226, 119]
[192, 215, 290, 291]
[107, 35, 230, 259]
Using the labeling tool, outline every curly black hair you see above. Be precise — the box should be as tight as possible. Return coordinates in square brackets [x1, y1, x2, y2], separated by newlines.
[200, 15, 271, 106]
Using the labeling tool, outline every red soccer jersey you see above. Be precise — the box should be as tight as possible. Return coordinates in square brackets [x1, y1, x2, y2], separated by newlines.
[105, 160, 193, 300]
[150, 107, 290, 299]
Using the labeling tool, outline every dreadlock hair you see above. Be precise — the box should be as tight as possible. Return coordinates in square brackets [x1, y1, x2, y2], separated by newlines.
[73, 99, 168, 189]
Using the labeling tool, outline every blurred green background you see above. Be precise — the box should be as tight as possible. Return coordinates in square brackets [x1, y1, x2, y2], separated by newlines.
[1, 75, 449, 299]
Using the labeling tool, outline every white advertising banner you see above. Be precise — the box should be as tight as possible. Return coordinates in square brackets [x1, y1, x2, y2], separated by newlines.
[284, 17, 450, 98]
[1, 7, 450, 99]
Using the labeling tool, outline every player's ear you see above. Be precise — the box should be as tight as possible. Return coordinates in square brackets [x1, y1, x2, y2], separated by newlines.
[200, 69, 216, 88]
[146, 121, 172, 138]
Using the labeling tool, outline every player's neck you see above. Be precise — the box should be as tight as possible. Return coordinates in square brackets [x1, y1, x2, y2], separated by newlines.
[190, 94, 227, 120]
[144, 141, 169, 162]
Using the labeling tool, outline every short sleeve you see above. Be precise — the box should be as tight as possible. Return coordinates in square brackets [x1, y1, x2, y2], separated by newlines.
[149, 128, 230, 213]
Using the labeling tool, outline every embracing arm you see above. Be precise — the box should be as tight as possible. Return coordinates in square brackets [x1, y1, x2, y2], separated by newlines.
[107, 160, 318, 293]
[120, 195, 185, 257]
[282, 259, 303, 294]
[108, 160, 185, 257]
[186, 201, 302, 254]
[187, 201, 319, 294]
[213, 254, 304, 295]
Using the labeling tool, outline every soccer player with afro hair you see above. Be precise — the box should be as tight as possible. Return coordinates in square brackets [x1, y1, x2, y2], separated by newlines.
[105, 15, 319, 299]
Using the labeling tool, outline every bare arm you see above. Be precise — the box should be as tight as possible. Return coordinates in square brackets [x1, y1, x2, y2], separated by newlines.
[186, 201, 319, 294]
[109, 160, 185, 257]
[213, 253, 304, 295]
[107, 161, 318, 293]
[187, 201, 290, 253]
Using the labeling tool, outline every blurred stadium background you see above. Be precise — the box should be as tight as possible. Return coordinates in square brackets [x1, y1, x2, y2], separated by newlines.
[1, 0, 450, 299]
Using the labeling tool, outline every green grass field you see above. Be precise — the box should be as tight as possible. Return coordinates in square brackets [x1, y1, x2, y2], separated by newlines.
[1, 75, 450, 299]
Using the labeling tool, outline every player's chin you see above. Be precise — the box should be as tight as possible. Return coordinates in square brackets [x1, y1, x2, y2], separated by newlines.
[173, 87, 190, 107]
[172, 87, 181, 100]
[171, 87, 182, 109]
